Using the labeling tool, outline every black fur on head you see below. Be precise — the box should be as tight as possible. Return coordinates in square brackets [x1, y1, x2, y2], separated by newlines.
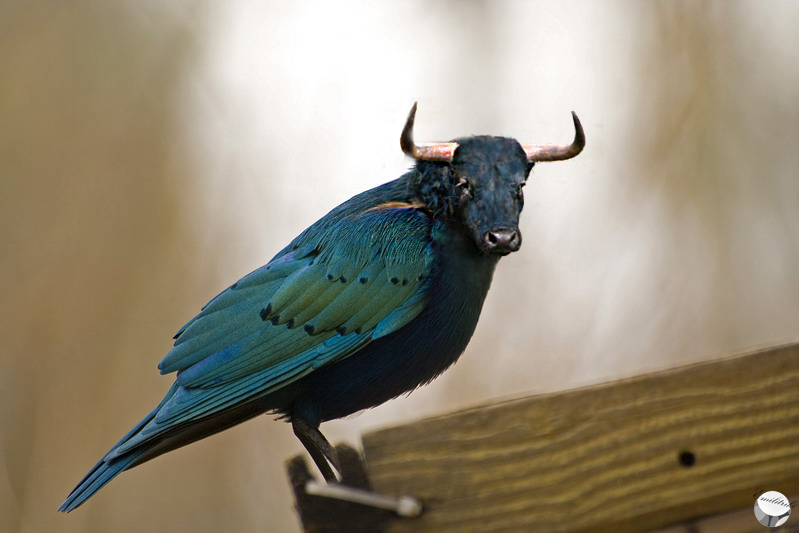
[412, 135, 533, 255]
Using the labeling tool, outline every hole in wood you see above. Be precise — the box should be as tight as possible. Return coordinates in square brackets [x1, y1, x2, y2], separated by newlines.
[679, 451, 696, 467]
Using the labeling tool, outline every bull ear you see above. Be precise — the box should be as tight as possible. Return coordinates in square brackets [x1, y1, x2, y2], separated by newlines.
[400, 103, 458, 162]
[412, 157, 453, 214]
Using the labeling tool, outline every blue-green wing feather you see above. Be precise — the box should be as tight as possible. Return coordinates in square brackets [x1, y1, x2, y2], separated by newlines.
[108, 206, 434, 458]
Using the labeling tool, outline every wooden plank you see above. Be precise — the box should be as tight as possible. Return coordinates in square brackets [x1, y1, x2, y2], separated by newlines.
[361, 343, 799, 533]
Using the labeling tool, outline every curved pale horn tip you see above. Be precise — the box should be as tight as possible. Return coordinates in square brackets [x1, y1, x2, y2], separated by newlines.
[571, 111, 586, 152]
[399, 102, 457, 161]
[400, 102, 419, 157]
[523, 111, 586, 162]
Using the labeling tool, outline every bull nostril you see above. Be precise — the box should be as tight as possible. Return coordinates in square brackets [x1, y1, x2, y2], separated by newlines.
[484, 229, 520, 251]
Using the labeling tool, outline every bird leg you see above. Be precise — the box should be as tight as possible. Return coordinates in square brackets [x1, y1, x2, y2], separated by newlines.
[292, 417, 340, 482]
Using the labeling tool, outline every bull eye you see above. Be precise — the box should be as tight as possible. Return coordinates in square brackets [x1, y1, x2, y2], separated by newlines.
[455, 177, 472, 200]
[514, 182, 525, 199]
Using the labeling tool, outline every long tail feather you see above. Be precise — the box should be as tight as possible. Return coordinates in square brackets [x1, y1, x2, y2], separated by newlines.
[58, 448, 146, 512]
[58, 384, 179, 512]
[58, 384, 269, 512]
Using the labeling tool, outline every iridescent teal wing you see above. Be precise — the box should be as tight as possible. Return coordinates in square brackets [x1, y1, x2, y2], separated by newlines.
[107, 206, 434, 457]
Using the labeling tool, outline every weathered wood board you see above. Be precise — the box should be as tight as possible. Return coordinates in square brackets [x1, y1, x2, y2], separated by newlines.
[362, 343, 799, 532]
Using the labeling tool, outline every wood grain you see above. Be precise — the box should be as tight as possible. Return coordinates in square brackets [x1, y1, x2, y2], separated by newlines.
[361, 343, 799, 533]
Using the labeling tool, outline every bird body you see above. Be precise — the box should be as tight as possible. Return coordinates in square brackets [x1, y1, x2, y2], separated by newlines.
[60, 105, 584, 512]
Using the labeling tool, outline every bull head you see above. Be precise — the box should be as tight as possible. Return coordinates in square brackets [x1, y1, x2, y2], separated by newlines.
[402, 103, 585, 255]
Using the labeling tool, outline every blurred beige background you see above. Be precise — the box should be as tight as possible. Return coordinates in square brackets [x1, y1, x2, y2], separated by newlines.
[1, 1, 797, 532]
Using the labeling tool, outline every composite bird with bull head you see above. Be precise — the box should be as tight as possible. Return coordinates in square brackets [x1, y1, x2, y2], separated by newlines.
[59, 103, 585, 511]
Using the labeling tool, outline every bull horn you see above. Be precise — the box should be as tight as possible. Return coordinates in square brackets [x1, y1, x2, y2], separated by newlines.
[523, 112, 585, 162]
[400, 102, 458, 162]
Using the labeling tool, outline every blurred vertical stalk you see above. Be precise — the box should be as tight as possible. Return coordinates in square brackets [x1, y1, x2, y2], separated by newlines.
[630, 1, 799, 359]
[0, 3, 203, 532]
